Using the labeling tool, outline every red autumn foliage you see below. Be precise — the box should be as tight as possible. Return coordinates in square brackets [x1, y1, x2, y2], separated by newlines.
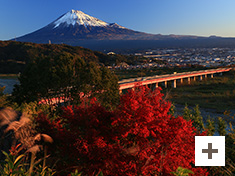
[35, 86, 208, 175]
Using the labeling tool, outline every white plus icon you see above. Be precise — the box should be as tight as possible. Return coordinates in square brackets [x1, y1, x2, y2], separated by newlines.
[195, 136, 225, 166]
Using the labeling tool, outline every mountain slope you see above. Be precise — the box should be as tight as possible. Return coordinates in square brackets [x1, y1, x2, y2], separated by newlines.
[14, 9, 235, 51]
[15, 10, 203, 43]
[15, 10, 156, 43]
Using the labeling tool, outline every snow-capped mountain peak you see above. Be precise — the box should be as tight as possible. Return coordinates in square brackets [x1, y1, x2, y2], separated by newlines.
[16, 9, 154, 44]
[54, 10, 110, 28]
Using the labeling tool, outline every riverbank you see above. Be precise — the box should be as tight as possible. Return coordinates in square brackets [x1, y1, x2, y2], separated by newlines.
[0, 78, 19, 94]
[0, 74, 18, 79]
[174, 103, 235, 121]
[167, 71, 235, 112]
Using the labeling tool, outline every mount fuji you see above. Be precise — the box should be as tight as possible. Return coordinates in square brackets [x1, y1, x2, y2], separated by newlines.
[15, 10, 158, 42]
[14, 10, 227, 51]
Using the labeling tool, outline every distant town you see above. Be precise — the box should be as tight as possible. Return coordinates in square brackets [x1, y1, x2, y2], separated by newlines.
[112, 48, 235, 70]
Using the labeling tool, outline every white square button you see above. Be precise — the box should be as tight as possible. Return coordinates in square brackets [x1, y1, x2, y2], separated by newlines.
[195, 136, 225, 166]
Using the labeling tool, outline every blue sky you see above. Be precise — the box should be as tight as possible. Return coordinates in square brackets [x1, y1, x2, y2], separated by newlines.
[1, 0, 235, 40]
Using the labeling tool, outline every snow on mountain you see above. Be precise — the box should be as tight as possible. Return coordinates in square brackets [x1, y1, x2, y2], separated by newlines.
[54, 10, 118, 28]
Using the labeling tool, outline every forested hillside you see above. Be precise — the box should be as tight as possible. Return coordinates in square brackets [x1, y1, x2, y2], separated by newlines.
[0, 41, 139, 74]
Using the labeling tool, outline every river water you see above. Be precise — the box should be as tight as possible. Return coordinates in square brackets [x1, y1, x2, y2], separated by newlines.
[174, 104, 234, 120]
[0, 78, 19, 94]
[174, 104, 235, 135]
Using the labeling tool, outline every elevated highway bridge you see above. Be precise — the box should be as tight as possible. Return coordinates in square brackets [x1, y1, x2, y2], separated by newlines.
[118, 68, 232, 94]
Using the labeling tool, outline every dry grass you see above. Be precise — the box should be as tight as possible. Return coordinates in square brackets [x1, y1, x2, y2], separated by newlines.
[34, 133, 53, 144]
[0, 107, 54, 174]
[0, 107, 18, 127]
[1, 107, 53, 151]
[4, 111, 36, 149]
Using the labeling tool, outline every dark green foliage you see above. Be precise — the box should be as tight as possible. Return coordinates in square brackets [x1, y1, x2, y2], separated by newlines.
[0, 86, 8, 107]
[0, 41, 100, 74]
[12, 54, 119, 109]
[225, 133, 235, 174]
[169, 103, 176, 116]
[183, 104, 204, 132]
[217, 117, 227, 136]
[192, 105, 204, 132]
[183, 104, 193, 121]
[206, 117, 215, 136]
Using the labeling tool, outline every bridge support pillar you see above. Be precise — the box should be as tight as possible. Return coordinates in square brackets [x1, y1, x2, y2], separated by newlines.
[188, 77, 191, 84]
[173, 80, 177, 88]
[180, 78, 183, 84]
[199, 75, 203, 81]
[194, 76, 196, 81]
[211, 74, 213, 78]
[155, 82, 159, 89]
[164, 81, 167, 88]
[205, 74, 207, 78]
[119, 89, 122, 95]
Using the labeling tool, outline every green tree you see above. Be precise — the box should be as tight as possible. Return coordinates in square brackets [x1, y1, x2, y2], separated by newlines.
[192, 105, 204, 132]
[217, 117, 227, 136]
[169, 103, 176, 116]
[183, 104, 204, 132]
[183, 104, 192, 121]
[12, 54, 119, 109]
[206, 116, 215, 136]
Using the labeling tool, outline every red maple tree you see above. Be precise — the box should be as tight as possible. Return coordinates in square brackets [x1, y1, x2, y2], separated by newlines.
[36, 86, 208, 175]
